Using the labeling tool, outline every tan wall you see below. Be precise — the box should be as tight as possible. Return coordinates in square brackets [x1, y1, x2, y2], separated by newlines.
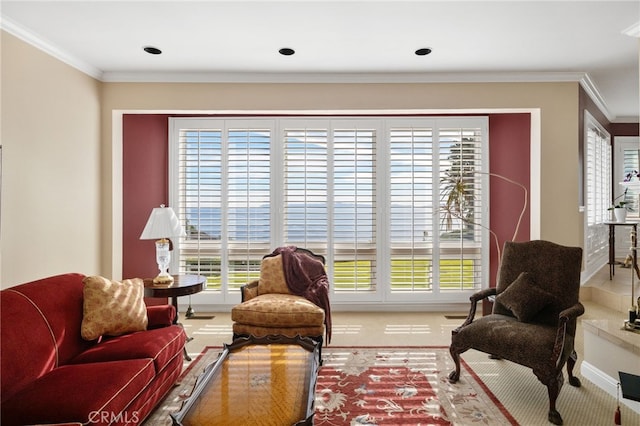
[102, 82, 580, 277]
[1, 32, 102, 287]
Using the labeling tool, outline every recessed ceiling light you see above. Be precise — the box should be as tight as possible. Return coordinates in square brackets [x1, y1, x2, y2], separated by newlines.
[279, 47, 295, 56]
[415, 48, 432, 56]
[143, 46, 162, 55]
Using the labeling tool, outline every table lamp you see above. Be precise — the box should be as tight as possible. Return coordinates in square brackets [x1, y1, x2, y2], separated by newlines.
[140, 204, 186, 285]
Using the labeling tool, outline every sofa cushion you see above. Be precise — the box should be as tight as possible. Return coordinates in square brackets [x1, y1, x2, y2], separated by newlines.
[1, 359, 155, 426]
[258, 254, 290, 295]
[71, 325, 186, 373]
[495, 272, 557, 322]
[81, 276, 148, 341]
[231, 293, 324, 327]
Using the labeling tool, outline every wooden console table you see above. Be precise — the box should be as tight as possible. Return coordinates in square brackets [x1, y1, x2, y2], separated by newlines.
[171, 335, 320, 426]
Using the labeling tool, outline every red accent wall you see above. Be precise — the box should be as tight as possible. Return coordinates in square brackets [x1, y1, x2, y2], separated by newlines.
[488, 114, 531, 287]
[122, 113, 531, 292]
[123, 114, 170, 280]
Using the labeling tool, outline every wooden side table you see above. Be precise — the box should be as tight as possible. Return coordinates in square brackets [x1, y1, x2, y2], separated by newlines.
[144, 274, 206, 360]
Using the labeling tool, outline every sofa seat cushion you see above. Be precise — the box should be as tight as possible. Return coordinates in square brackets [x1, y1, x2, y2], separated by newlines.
[1, 359, 155, 426]
[453, 314, 566, 369]
[70, 325, 186, 373]
[231, 294, 324, 327]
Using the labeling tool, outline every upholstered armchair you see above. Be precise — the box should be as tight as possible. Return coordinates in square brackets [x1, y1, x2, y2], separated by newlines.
[231, 247, 331, 359]
[448, 240, 584, 426]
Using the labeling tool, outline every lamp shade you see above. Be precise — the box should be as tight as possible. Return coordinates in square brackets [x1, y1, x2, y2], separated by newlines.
[140, 205, 186, 240]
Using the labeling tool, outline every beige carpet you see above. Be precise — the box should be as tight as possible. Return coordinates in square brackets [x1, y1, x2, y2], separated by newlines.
[144, 345, 639, 425]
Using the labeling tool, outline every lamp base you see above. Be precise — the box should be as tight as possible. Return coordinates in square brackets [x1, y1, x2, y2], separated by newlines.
[152, 274, 174, 285]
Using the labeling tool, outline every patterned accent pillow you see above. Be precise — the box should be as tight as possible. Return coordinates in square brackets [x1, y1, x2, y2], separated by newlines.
[258, 254, 290, 295]
[81, 276, 148, 341]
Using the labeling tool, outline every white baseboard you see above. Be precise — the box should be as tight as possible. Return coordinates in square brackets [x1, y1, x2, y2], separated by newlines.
[581, 361, 640, 414]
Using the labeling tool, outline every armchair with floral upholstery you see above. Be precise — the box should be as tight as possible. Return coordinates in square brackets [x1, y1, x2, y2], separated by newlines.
[231, 247, 331, 360]
[448, 240, 584, 425]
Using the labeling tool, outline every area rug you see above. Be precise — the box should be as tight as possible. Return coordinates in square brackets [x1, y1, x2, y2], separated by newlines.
[144, 346, 517, 425]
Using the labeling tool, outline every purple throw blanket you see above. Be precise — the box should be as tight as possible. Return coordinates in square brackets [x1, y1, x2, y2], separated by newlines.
[271, 246, 332, 344]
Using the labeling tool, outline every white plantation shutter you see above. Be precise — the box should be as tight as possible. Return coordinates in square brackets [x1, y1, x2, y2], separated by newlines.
[584, 112, 611, 270]
[284, 127, 329, 249]
[171, 119, 272, 295]
[226, 126, 271, 286]
[283, 122, 378, 293]
[176, 127, 224, 284]
[170, 116, 489, 303]
[437, 126, 485, 291]
[389, 126, 434, 291]
[333, 127, 376, 292]
[388, 119, 487, 293]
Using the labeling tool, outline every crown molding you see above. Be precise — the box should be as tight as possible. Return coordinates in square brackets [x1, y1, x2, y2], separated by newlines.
[0, 15, 103, 80]
[101, 70, 590, 84]
[578, 73, 615, 123]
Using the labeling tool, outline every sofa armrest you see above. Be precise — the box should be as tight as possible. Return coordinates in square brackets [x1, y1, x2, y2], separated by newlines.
[146, 304, 176, 329]
[240, 280, 259, 302]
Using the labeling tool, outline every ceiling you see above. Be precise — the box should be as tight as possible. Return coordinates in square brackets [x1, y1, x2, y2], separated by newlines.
[2, 1, 639, 121]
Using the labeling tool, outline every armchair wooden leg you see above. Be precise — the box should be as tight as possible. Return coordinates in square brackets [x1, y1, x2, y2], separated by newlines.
[447, 346, 462, 383]
[546, 373, 565, 425]
[567, 350, 582, 387]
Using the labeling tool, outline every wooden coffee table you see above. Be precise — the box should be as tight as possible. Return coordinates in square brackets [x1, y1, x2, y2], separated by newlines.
[171, 335, 320, 426]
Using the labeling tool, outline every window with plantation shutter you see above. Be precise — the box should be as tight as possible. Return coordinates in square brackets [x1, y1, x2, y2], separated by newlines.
[169, 116, 489, 305]
[282, 120, 378, 295]
[584, 112, 611, 275]
[388, 118, 487, 296]
[170, 119, 272, 300]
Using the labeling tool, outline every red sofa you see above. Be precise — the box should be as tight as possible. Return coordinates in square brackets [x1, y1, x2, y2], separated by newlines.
[0, 273, 186, 426]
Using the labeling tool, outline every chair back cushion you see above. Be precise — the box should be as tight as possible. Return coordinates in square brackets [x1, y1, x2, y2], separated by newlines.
[493, 240, 582, 325]
[258, 254, 291, 295]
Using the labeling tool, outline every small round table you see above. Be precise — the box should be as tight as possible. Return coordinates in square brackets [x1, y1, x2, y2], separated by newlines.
[143, 274, 206, 322]
[144, 274, 206, 360]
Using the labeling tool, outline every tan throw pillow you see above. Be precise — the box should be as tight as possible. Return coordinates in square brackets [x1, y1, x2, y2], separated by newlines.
[258, 254, 290, 295]
[81, 276, 148, 341]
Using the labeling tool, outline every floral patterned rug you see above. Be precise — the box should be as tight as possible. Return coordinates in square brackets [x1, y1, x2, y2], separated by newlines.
[144, 346, 517, 425]
[315, 347, 517, 425]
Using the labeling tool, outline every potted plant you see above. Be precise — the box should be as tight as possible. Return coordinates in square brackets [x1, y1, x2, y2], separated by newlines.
[608, 189, 630, 222]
